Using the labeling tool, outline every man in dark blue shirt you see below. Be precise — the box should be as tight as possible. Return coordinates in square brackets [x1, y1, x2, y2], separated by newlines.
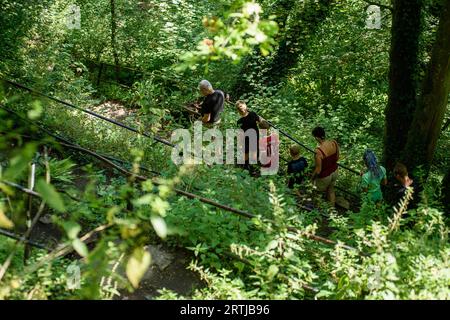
[287, 145, 308, 194]
[199, 80, 225, 127]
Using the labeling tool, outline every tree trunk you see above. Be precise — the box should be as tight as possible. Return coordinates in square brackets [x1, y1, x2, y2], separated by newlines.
[403, 0, 450, 175]
[110, 0, 120, 81]
[383, 0, 423, 172]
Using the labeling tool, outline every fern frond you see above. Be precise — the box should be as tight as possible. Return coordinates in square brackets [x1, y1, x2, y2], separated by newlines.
[388, 187, 414, 233]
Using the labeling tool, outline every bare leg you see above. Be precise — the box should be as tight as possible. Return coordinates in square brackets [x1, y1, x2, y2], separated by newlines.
[327, 185, 336, 207]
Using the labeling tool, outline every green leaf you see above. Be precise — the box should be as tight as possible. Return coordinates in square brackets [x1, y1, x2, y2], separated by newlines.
[27, 101, 43, 120]
[151, 215, 167, 239]
[72, 238, 88, 257]
[36, 179, 66, 212]
[265, 240, 278, 251]
[0, 183, 14, 196]
[4, 143, 37, 180]
[233, 261, 245, 272]
[126, 247, 151, 288]
[267, 265, 279, 280]
[134, 194, 153, 206]
[151, 198, 169, 216]
[0, 207, 14, 229]
[63, 221, 81, 239]
[316, 290, 334, 298]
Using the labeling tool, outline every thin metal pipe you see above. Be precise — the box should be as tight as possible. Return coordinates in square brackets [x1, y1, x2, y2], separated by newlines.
[0, 229, 50, 250]
[1, 78, 174, 147]
[2, 150, 363, 254]
[4, 78, 362, 176]
[264, 119, 360, 175]
[1, 90, 364, 254]
[0, 104, 160, 176]
[1, 181, 40, 197]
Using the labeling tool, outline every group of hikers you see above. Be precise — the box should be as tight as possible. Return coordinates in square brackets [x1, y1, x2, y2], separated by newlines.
[195, 80, 416, 209]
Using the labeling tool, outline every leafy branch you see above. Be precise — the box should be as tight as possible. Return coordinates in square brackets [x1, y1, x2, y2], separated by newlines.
[389, 187, 414, 233]
[176, 1, 279, 72]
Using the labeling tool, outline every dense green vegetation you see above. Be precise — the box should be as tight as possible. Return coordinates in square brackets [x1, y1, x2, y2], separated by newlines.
[0, 0, 448, 300]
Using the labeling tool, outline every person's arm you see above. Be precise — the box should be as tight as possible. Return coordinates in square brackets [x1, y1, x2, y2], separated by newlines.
[287, 162, 293, 175]
[202, 113, 211, 123]
[381, 168, 388, 186]
[311, 151, 322, 180]
[201, 97, 212, 123]
[335, 140, 340, 160]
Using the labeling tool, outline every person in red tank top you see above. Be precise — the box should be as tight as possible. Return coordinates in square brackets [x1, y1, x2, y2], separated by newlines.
[311, 127, 340, 207]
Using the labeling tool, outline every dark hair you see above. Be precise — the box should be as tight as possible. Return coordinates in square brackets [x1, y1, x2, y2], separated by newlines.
[363, 149, 382, 179]
[312, 127, 326, 139]
[393, 162, 408, 178]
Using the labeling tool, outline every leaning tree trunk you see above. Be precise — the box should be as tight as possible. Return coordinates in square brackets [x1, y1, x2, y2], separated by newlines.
[383, 0, 423, 172]
[403, 0, 450, 175]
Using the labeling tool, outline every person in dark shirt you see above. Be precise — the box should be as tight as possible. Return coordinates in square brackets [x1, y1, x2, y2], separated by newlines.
[393, 162, 419, 207]
[236, 100, 261, 168]
[199, 80, 225, 127]
[287, 145, 308, 195]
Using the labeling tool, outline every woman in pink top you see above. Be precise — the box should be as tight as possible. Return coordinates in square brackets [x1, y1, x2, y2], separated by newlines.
[311, 127, 340, 207]
[258, 120, 279, 176]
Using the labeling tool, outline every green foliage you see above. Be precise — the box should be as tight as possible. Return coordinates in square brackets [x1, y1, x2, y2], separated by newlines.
[0, 0, 448, 301]
[177, 1, 279, 71]
[37, 157, 76, 185]
[35, 179, 66, 213]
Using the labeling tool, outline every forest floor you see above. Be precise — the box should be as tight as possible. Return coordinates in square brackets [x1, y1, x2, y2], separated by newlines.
[28, 216, 204, 299]
[92, 101, 138, 122]
[24, 150, 204, 300]
[118, 244, 204, 300]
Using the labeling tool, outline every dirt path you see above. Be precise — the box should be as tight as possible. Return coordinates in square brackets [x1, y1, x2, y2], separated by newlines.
[25, 161, 204, 300]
